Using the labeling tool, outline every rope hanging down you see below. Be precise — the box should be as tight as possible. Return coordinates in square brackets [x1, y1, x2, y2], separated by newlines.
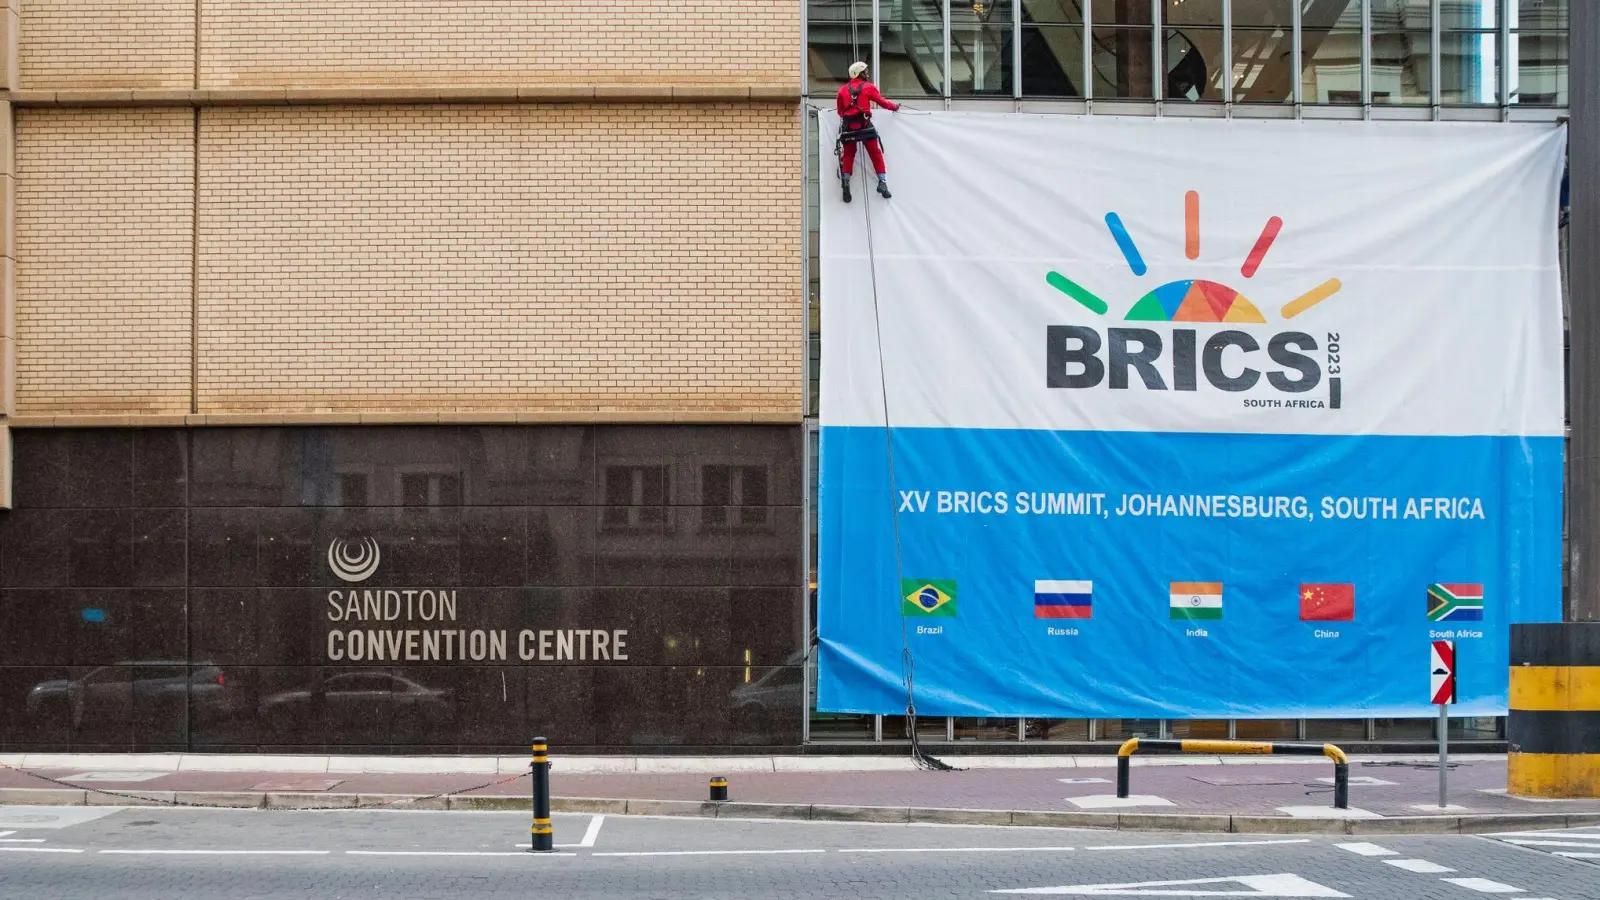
[851, 153, 957, 774]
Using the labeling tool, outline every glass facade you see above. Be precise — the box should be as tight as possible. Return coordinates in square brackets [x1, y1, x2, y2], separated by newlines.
[800, 0, 1566, 746]
[803, 0, 1569, 106]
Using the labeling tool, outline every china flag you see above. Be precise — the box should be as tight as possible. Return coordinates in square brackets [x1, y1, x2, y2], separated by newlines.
[1300, 583, 1355, 621]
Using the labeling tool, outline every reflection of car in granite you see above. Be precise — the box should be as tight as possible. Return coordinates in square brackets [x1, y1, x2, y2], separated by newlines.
[259, 672, 454, 732]
[730, 650, 804, 733]
[26, 662, 230, 728]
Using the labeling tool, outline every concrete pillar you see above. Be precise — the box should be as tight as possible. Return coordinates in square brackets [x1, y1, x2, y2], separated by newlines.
[1568, 0, 1600, 621]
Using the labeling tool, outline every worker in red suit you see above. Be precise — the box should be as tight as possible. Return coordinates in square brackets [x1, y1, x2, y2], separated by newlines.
[836, 61, 898, 202]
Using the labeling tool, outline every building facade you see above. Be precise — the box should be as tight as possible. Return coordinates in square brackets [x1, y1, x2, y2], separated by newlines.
[0, 0, 1579, 753]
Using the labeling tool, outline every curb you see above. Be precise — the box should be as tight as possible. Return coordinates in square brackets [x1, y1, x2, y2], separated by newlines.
[4, 788, 1599, 834]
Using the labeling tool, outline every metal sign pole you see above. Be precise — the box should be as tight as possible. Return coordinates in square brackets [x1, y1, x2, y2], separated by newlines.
[1438, 703, 1448, 808]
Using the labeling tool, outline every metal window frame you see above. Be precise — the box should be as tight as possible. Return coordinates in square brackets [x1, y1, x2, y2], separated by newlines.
[1152, 0, 1163, 104]
[1223, 0, 1234, 105]
[873, 0, 882, 82]
[945, 0, 954, 102]
[1292, 0, 1303, 107]
[1014, 0, 1023, 101]
[1433, 0, 1444, 115]
[1362, 0, 1373, 113]
[1085, 0, 1095, 106]
[1499, 0, 1512, 115]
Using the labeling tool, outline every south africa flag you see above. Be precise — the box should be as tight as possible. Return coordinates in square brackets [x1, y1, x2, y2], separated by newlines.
[1427, 583, 1483, 622]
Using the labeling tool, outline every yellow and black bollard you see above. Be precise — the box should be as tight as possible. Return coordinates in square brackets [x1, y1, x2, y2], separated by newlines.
[1509, 624, 1600, 797]
[709, 777, 728, 802]
[530, 737, 553, 852]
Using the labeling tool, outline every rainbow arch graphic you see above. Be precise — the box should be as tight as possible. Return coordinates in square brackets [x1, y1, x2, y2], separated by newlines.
[1047, 191, 1342, 322]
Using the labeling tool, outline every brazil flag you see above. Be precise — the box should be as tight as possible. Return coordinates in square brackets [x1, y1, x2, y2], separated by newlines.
[901, 579, 957, 617]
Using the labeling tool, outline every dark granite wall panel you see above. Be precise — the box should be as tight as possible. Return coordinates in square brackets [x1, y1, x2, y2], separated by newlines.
[0, 425, 805, 752]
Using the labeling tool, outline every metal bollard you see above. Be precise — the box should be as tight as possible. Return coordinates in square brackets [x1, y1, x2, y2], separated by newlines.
[1116, 755, 1131, 799]
[709, 777, 728, 802]
[1332, 760, 1350, 810]
[530, 737, 553, 852]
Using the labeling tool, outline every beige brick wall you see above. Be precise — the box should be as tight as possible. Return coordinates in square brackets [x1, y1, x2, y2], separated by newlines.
[21, 0, 194, 89]
[15, 108, 194, 414]
[196, 103, 799, 414]
[17, 0, 799, 89]
[200, 1, 796, 88]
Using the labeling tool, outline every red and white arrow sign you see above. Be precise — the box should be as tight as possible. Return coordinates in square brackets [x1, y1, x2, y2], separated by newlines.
[1431, 640, 1457, 705]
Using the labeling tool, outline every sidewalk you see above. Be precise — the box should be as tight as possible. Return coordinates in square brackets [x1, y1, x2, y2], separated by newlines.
[3, 753, 1598, 834]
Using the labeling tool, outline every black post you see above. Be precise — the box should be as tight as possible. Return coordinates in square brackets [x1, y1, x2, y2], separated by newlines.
[709, 777, 728, 802]
[1569, 0, 1600, 623]
[530, 737, 552, 852]
[1116, 756, 1130, 799]
[1333, 762, 1349, 810]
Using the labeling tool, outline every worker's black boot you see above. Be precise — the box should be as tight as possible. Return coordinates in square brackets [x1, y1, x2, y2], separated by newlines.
[841, 175, 852, 204]
[877, 178, 892, 199]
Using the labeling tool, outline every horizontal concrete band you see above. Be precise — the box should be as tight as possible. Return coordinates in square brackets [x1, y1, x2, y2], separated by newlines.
[4, 412, 804, 428]
[1506, 711, 1600, 754]
[1511, 622, 1600, 666]
[3, 788, 1598, 835]
[1509, 665, 1600, 710]
[1, 86, 802, 107]
[1506, 752, 1600, 797]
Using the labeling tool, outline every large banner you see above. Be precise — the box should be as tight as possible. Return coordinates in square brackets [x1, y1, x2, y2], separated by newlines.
[817, 113, 1565, 719]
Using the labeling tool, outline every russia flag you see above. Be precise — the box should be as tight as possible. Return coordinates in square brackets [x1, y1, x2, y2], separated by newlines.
[1034, 581, 1092, 619]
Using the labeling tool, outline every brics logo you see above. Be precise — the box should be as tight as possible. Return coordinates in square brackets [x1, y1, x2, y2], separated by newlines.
[1045, 192, 1345, 408]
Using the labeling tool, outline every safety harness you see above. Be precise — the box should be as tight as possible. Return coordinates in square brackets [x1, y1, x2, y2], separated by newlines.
[838, 80, 879, 144]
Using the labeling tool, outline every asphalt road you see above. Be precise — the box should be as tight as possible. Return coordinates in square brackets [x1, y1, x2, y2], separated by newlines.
[0, 806, 1596, 899]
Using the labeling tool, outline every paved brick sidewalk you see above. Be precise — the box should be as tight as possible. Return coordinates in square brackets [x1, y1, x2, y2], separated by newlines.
[3, 755, 1598, 819]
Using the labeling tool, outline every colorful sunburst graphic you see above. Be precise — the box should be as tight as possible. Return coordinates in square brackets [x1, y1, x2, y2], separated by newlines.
[1047, 191, 1342, 322]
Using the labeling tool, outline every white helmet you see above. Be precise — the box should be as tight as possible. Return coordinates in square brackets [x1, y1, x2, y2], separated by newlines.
[849, 61, 868, 79]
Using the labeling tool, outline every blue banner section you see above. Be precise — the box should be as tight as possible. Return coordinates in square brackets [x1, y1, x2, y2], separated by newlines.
[817, 426, 1563, 719]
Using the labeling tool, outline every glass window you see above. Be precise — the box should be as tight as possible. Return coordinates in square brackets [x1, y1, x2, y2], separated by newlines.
[1098, 718, 1161, 740]
[1440, 0, 1497, 30]
[882, 714, 952, 741]
[1301, 0, 1363, 104]
[879, 0, 946, 96]
[1093, 27, 1157, 99]
[1236, 719, 1299, 740]
[1020, 1, 1085, 96]
[1024, 718, 1089, 740]
[1021, 24, 1086, 97]
[1304, 718, 1367, 740]
[1374, 717, 1435, 740]
[955, 717, 1018, 740]
[809, 0, 874, 95]
[1449, 716, 1504, 740]
[1370, 1, 1431, 104]
[952, 2, 1015, 95]
[1510, 1, 1568, 107]
[1511, 31, 1567, 105]
[1514, 0, 1567, 32]
[1440, 30, 1500, 104]
[1232, 25, 1295, 103]
[1164, 27, 1221, 101]
[1235, 0, 1295, 27]
[1168, 719, 1229, 739]
[1094, 0, 1153, 25]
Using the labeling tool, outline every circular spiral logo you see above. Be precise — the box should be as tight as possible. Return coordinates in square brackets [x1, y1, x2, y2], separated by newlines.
[327, 537, 380, 583]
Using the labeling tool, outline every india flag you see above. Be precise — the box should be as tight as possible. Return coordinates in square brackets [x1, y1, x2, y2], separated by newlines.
[1170, 582, 1223, 620]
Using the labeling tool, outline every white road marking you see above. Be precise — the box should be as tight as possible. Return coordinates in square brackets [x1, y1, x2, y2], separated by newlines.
[1441, 878, 1526, 893]
[1501, 839, 1600, 850]
[1316, 776, 1395, 787]
[0, 839, 46, 843]
[1490, 831, 1600, 840]
[98, 850, 331, 855]
[990, 873, 1351, 897]
[1058, 777, 1112, 785]
[1086, 839, 1312, 852]
[1383, 859, 1455, 873]
[578, 814, 605, 848]
[347, 845, 579, 851]
[1335, 842, 1397, 857]
[61, 772, 168, 783]
[1064, 795, 1174, 810]
[839, 846, 1077, 854]
[1274, 806, 1380, 820]
[0, 847, 84, 853]
[1409, 804, 1472, 812]
[593, 849, 827, 857]
[0, 831, 12, 837]
[1553, 851, 1600, 859]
